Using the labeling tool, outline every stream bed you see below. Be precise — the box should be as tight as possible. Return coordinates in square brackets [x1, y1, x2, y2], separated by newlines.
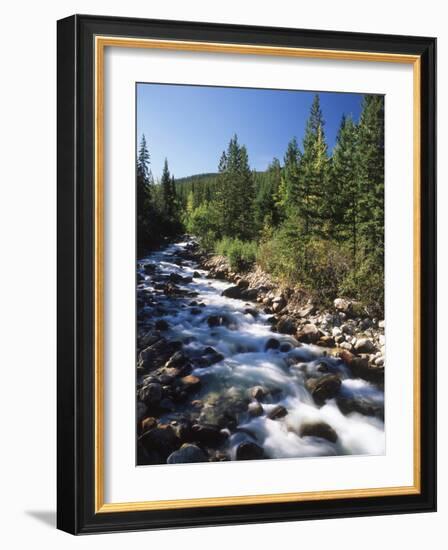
[136, 239, 385, 465]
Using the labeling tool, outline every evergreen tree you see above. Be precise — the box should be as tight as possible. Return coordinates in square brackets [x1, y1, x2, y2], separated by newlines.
[216, 135, 255, 240]
[298, 94, 329, 237]
[136, 134, 154, 253]
[356, 95, 385, 262]
[161, 158, 175, 219]
[331, 115, 359, 256]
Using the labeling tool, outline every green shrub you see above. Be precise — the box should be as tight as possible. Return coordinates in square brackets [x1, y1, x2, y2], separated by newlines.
[215, 237, 257, 271]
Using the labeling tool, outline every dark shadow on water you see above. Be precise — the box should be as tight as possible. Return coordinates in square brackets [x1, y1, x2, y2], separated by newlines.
[26, 510, 56, 528]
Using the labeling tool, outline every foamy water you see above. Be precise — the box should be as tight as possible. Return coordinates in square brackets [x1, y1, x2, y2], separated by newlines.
[138, 240, 385, 460]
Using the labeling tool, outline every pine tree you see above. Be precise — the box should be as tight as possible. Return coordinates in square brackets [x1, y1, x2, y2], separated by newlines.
[216, 135, 255, 240]
[356, 95, 385, 262]
[136, 134, 154, 252]
[161, 158, 175, 219]
[331, 115, 359, 257]
[298, 94, 329, 237]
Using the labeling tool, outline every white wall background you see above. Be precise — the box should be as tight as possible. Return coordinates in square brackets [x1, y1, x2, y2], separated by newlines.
[0, 0, 444, 547]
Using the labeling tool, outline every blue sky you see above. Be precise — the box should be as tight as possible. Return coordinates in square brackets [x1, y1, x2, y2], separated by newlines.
[137, 83, 365, 181]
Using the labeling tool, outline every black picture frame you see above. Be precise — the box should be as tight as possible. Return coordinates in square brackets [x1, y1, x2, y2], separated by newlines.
[57, 14, 436, 535]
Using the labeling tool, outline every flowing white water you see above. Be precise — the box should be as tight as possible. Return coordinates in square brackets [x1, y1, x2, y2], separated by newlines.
[138, 239, 385, 460]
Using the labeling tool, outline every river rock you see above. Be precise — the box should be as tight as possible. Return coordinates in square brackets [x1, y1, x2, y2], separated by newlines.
[167, 444, 208, 464]
[378, 320, 385, 329]
[317, 335, 335, 347]
[299, 421, 338, 443]
[195, 347, 224, 368]
[265, 338, 280, 351]
[272, 296, 286, 313]
[179, 375, 201, 393]
[297, 323, 320, 344]
[334, 298, 352, 313]
[297, 303, 316, 318]
[139, 338, 182, 371]
[138, 424, 181, 462]
[267, 404, 288, 420]
[248, 385, 267, 401]
[337, 396, 383, 419]
[306, 374, 341, 405]
[277, 317, 296, 335]
[155, 319, 169, 331]
[247, 401, 263, 417]
[354, 338, 376, 353]
[241, 288, 259, 301]
[137, 401, 147, 422]
[191, 423, 227, 446]
[236, 441, 265, 460]
[138, 382, 162, 407]
[221, 285, 243, 299]
[141, 416, 157, 433]
[165, 350, 189, 369]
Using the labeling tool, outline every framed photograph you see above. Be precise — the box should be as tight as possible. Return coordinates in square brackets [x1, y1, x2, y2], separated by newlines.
[57, 14, 436, 534]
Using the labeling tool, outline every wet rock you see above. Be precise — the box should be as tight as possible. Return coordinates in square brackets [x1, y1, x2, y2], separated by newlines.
[248, 401, 263, 417]
[221, 285, 243, 299]
[190, 307, 202, 315]
[299, 421, 338, 443]
[139, 339, 182, 371]
[354, 338, 376, 354]
[267, 404, 288, 420]
[143, 264, 156, 274]
[167, 444, 208, 464]
[248, 385, 267, 401]
[236, 441, 265, 460]
[265, 338, 280, 351]
[169, 272, 192, 284]
[277, 317, 296, 335]
[140, 330, 162, 348]
[244, 307, 259, 317]
[191, 423, 227, 446]
[317, 335, 335, 347]
[207, 315, 221, 327]
[195, 347, 224, 367]
[297, 323, 320, 344]
[306, 374, 341, 405]
[193, 271, 201, 278]
[138, 382, 162, 407]
[179, 375, 201, 393]
[337, 396, 383, 419]
[138, 425, 181, 462]
[279, 342, 293, 352]
[241, 288, 259, 301]
[170, 418, 193, 441]
[334, 298, 352, 313]
[155, 319, 169, 331]
[141, 416, 157, 433]
[165, 350, 189, 370]
[137, 401, 147, 422]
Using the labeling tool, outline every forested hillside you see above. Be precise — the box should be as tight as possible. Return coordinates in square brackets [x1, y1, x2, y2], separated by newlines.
[137, 93, 384, 313]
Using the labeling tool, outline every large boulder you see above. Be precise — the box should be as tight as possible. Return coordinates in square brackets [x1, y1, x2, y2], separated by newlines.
[354, 338, 376, 354]
[299, 421, 338, 443]
[138, 425, 181, 462]
[221, 285, 243, 299]
[138, 382, 162, 408]
[167, 444, 208, 464]
[236, 441, 265, 460]
[296, 323, 320, 344]
[306, 374, 342, 405]
[277, 317, 296, 335]
[190, 423, 227, 446]
[267, 404, 288, 420]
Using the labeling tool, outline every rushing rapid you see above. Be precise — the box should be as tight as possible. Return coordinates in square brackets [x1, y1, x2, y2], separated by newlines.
[137, 239, 385, 463]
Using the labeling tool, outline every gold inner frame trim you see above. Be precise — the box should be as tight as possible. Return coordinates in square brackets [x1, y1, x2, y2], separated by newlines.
[94, 35, 422, 513]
